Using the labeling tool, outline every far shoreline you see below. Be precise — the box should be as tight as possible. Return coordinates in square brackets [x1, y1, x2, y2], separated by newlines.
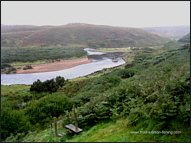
[1, 57, 91, 74]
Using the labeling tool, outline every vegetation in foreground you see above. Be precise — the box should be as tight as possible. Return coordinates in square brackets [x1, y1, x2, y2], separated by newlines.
[1, 41, 190, 142]
[3, 117, 189, 142]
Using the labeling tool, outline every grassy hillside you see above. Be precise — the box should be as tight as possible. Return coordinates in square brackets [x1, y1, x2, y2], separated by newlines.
[4, 118, 189, 142]
[1, 25, 53, 33]
[140, 25, 190, 39]
[1, 23, 169, 48]
[178, 33, 190, 43]
[1, 85, 30, 95]
[1, 25, 54, 47]
[2, 42, 190, 142]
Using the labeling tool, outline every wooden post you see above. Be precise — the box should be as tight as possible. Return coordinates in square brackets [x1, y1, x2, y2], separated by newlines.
[54, 117, 57, 137]
[73, 104, 78, 132]
[50, 123, 52, 132]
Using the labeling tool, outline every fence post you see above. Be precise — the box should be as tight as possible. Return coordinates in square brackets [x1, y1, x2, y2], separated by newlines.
[54, 117, 57, 137]
[50, 123, 52, 133]
[73, 104, 78, 132]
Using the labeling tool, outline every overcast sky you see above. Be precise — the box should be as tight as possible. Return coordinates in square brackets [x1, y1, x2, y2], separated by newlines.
[1, 1, 190, 27]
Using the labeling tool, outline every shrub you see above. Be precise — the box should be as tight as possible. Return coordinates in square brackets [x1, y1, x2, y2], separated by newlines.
[5, 70, 11, 74]
[134, 53, 150, 62]
[24, 94, 71, 125]
[56, 76, 65, 88]
[1, 63, 11, 69]
[153, 57, 165, 65]
[124, 63, 134, 69]
[23, 65, 33, 70]
[117, 69, 134, 78]
[30, 76, 65, 93]
[93, 102, 111, 121]
[1, 108, 31, 140]
[5, 66, 17, 74]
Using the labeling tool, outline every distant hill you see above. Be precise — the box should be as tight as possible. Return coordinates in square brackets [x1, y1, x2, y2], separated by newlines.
[140, 25, 190, 39]
[1, 25, 53, 33]
[1, 23, 169, 48]
[178, 33, 190, 43]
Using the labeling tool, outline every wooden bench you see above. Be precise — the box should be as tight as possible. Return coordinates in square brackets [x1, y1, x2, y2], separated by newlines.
[57, 132, 66, 137]
[65, 124, 83, 133]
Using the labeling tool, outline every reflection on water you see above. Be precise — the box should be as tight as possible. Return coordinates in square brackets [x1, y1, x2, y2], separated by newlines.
[84, 48, 105, 55]
[1, 48, 126, 85]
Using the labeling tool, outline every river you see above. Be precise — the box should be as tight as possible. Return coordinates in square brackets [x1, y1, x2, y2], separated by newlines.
[1, 48, 126, 85]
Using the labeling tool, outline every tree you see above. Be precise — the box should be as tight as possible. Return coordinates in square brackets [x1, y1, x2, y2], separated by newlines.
[30, 76, 65, 93]
[56, 76, 65, 88]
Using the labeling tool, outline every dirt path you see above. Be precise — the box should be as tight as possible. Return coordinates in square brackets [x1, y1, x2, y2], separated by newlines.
[2, 58, 91, 74]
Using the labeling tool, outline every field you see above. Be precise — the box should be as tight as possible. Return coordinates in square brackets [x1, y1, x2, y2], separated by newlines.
[93, 47, 132, 52]
[1, 84, 30, 94]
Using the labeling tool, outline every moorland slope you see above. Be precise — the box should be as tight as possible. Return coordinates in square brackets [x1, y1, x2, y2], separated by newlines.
[140, 25, 190, 39]
[1, 23, 169, 48]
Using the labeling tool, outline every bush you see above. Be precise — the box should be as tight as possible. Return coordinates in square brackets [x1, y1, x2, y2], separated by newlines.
[56, 76, 65, 88]
[124, 63, 134, 69]
[30, 76, 65, 93]
[134, 53, 150, 62]
[1, 63, 11, 69]
[1, 108, 32, 140]
[153, 57, 165, 65]
[5, 70, 11, 74]
[24, 94, 71, 125]
[5, 66, 17, 74]
[23, 65, 33, 70]
[110, 69, 134, 78]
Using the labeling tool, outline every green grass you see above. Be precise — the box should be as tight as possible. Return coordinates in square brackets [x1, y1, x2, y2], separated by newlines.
[1, 84, 30, 94]
[93, 47, 134, 53]
[70, 67, 121, 82]
[8, 55, 88, 67]
[3, 120, 67, 142]
[66, 118, 190, 142]
[93, 48, 122, 52]
[7, 117, 189, 142]
[10, 60, 50, 66]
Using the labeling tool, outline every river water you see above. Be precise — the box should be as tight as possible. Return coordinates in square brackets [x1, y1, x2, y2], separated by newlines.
[1, 48, 126, 85]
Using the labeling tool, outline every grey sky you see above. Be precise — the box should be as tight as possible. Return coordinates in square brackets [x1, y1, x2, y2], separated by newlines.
[1, 1, 190, 27]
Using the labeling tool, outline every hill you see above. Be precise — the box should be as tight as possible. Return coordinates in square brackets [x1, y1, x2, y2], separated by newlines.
[1, 23, 169, 48]
[140, 25, 190, 39]
[178, 33, 190, 43]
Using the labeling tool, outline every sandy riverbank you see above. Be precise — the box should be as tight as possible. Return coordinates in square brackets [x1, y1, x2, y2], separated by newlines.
[2, 58, 91, 74]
